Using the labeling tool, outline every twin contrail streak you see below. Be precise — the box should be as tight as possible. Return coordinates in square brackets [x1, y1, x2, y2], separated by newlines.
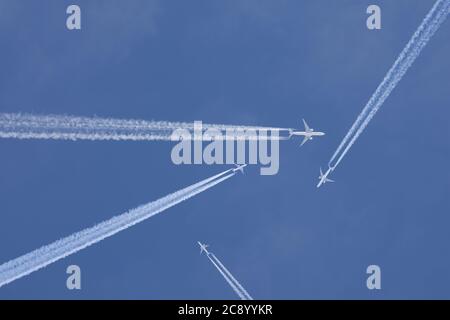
[0, 113, 290, 141]
[0, 169, 235, 288]
[328, 0, 449, 171]
[207, 254, 247, 300]
[209, 253, 253, 300]
[202, 248, 252, 300]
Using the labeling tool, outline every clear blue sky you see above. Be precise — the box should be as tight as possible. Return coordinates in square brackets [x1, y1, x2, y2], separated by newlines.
[0, 0, 449, 299]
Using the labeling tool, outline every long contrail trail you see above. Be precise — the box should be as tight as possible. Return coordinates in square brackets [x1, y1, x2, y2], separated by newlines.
[206, 254, 248, 300]
[0, 113, 290, 141]
[209, 253, 253, 300]
[0, 169, 235, 288]
[328, 0, 449, 170]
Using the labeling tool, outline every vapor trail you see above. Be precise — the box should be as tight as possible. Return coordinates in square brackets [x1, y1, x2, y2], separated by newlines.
[206, 254, 248, 300]
[0, 113, 290, 141]
[328, 0, 449, 170]
[0, 169, 235, 288]
[209, 253, 253, 300]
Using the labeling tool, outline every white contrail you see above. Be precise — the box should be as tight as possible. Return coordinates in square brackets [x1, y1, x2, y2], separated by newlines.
[328, 0, 449, 170]
[0, 113, 290, 141]
[0, 169, 235, 288]
[209, 253, 253, 300]
[206, 254, 248, 300]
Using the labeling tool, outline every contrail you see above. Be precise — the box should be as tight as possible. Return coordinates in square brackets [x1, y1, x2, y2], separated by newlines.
[0, 169, 235, 288]
[209, 253, 253, 300]
[0, 113, 290, 141]
[328, 0, 449, 170]
[206, 254, 248, 300]
[201, 245, 253, 300]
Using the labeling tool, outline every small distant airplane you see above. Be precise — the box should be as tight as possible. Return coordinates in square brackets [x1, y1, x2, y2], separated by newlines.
[317, 167, 334, 188]
[289, 119, 325, 146]
[197, 241, 209, 254]
[232, 164, 247, 174]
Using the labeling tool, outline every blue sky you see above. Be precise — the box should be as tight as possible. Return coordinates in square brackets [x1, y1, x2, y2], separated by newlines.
[0, 0, 449, 299]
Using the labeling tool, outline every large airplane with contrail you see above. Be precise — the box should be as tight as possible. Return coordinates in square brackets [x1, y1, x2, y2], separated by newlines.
[0, 168, 237, 288]
[319, 0, 449, 187]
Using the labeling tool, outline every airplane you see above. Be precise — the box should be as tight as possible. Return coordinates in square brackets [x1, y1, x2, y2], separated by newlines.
[232, 164, 247, 174]
[317, 167, 334, 188]
[197, 241, 210, 254]
[289, 119, 325, 146]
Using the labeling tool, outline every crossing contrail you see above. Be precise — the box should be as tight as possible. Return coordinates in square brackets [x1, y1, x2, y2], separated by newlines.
[327, 0, 449, 171]
[206, 254, 248, 300]
[209, 253, 253, 300]
[0, 113, 290, 141]
[0, 169, 236, 288]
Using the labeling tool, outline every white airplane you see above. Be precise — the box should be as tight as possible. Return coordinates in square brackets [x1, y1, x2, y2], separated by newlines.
[232, 164, 247, 174]
[289, 119, 325, 146]
[197, 241, 209, 254]
[317, 167, 334, 188]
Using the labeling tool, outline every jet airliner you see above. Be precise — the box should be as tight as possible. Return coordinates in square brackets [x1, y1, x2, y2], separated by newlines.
[317, 167, 334, 188]
[198, 241, 209, 254]
[289, 119, 325, 146]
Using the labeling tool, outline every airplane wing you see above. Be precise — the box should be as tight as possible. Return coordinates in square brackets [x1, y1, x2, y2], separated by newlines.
[326, 178, 335, 183]
[302, 119, 310, 132]
[300, 136, 309, 146]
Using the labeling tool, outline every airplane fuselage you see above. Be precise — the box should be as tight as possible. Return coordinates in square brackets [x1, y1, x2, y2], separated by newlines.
[290, 131, 325, 137]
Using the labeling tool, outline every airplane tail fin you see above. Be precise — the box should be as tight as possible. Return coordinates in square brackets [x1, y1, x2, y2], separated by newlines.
[288, 129, 294, 138]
